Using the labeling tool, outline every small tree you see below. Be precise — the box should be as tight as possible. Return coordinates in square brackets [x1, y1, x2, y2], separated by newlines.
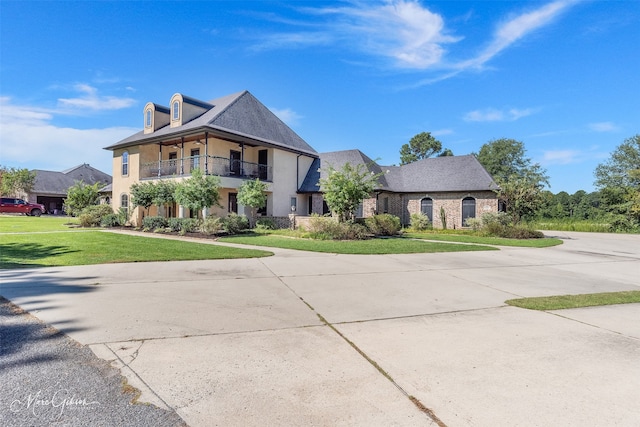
[174, 169, 221, 218]
[0, 166, 36, 197]
[400, 132, 448, 165]
[130, 181, 156, 213]
[497, 175, 545, 224]
[64, 182, 101, 216]
[319, 162, 381, 222]
[153, 180, 177, 217]
[237, 178, 268, 227]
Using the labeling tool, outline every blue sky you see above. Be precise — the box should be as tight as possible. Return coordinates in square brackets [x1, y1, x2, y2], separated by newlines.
[1, 0, 638, 193]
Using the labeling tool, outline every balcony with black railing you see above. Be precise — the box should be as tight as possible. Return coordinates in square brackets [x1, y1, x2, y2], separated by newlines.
[140, 155, 272, 181]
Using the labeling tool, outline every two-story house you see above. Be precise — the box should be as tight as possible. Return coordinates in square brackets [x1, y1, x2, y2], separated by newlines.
[105, 90, 318, 224]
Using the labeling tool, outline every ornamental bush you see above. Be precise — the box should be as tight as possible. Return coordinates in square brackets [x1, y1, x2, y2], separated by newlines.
[78, 204, 114, 227]
[365, 214, 401, 236]
[222, 214, 249, 234]
[142, 216, 168, 230]
[409, 213, 431, 231]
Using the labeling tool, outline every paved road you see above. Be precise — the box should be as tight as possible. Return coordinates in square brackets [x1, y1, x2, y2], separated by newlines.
[1, 231, 639, 426]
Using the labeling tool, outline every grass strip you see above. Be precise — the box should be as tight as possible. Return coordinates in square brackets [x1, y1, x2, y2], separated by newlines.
[0, 231, 272, 269]
[505, 290, 640, 310]
[219, 233, 497, 254]
[0, 215, 80, 233]
[402, 232, 562, 248]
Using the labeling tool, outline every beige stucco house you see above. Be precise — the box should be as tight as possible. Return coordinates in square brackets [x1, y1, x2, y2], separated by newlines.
[105, 90, 317, 225]
[105, 90, 499, 228]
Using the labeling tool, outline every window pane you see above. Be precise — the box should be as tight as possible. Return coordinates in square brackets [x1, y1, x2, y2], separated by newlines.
[462, 197, 476, 224]
[420, 198, 433, 222]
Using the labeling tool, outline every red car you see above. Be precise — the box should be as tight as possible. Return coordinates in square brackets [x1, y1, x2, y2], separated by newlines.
[0, 197, 46, 216]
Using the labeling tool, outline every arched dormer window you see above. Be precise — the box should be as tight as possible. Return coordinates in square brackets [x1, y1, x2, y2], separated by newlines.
[122, 151, 129, 176]
[172, 100, 180, 121]
[145, 109, 152, 128]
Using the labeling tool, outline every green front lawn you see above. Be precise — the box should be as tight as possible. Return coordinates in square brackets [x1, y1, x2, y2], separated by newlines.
[0, 231, 272, 269]
[505, 291, 640, 310]
[218, 233, 498, 254]
[0, 215, 80, 233]
[402, 231, 563, 248]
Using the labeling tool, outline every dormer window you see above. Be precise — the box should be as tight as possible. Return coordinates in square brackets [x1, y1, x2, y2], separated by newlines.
[145, 109, 152, 128]
[172, 101, 180, 121]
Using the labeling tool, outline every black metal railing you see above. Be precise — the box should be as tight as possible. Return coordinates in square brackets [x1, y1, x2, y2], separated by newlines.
[140, 155, 272, 181]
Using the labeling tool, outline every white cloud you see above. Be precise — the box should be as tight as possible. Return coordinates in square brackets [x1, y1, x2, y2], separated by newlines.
[256, 0, 460, 70]
[431, 128, 454, 137]
[588, 121, 619, 132]
[269, 107, 303, 127]
[457, 0, 577, 70]
[542, 149, 583, 165]
[57, 83, 136, 111]
[463, 107, 536, 122]
[0, 97, 136, 173]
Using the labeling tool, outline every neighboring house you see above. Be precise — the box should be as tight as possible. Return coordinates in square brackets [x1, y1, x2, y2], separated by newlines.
[299, 150, 500, 228]
[105, 90, 498, 228]
[28, 164, 112, 214]
[104, 90, 318, 225]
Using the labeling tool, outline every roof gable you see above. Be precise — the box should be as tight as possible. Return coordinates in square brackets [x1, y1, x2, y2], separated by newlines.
[105, 90, 317, 156]
[299, 152, 498, 193]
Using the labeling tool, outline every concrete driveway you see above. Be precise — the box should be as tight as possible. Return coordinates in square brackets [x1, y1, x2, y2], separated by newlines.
[1, 231, 639, 426]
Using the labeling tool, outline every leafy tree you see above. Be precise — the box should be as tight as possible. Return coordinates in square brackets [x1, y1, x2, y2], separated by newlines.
[594, 135, 640, 189]
[238, 178, 268, 227]
[153, 180, 177, 217]
[594, 135, 640, 229]
[0, 166, 36, 197]
[475, 138, 548, 186]
[64, 182, 101, 216]
[400, 132, 444, 165]
[438, 148, 454, 157]
[319, 162, 381, 222]
[497, 176, 545, 224]
[130, 181, 156, 211]
[174, 169, 221, 218]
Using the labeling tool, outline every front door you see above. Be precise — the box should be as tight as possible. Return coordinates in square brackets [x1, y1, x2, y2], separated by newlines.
[229, 193, 238, 214]
[230, 150, 241, 175]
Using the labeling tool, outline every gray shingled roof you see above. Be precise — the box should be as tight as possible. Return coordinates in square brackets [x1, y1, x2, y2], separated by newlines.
[105, 91, 317, 156]
[32, 165, 112, 196]
[299, 151, 498, 193]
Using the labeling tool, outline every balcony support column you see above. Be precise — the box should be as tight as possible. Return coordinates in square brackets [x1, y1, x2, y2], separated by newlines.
[158, 144, 162, 177]
[204, 132, 209, 175]
[179, 137, 185, 175]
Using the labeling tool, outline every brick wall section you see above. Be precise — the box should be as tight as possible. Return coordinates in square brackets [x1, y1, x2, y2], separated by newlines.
[302, 190, 497, 229]
[401, 191, 498, 229]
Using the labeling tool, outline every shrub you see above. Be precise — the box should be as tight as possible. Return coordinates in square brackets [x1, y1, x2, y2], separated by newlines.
[168, 218, 200, 233]
[307, 215, 369, 240]
[410, 213, 432, 231]
[255, 217, 277, 230]
[365, 214, 401, 236]
[472, 212, 543, 239]
[100, 213, 121, 228]
[200, 217, 223, 235]
[142, 216, 168, 230]
[78, 204, 114, 227]
[222, 214, 249, 234]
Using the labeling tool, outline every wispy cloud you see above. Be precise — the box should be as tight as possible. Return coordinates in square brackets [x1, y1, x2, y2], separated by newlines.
[463, 107, 537, 122]
[0, 97, 136, 172]
[588, 121, 619, 132]
[542, 149, 583, 165]
[253, 0, 460, 69]
[269, 106, 303, 127]
[57, 84, 136, 111]
[250, 0, 577, 81]
[456, 0, 577, 71]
